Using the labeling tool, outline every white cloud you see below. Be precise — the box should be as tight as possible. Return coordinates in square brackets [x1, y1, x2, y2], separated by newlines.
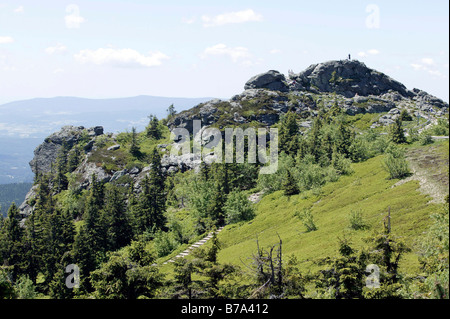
[0, 36, 14, 44]
[0, 54, 14, 71]
[201, 43, 252, 63]
[269, 49, 282, 54]
[45, 43, 68, 55]
[202, 9, 263, 27]
[53, 68, 65, 74]
[181, 17, 196, 24]
[74, 48, 169, 68]
[410, 58, 447, 78]
[65, 4, 85, 29]
[358, 49, 380, 58]
[428, 69, 442, 77]
[14, 5, 24, 13]
[421, 57, 435, 65]
[410, 63, 423, 71]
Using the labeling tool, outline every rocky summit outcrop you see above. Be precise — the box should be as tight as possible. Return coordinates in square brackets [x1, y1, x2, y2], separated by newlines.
[167, 59, 448, 133]
[244, 70, 289, 92]
[289, 59, 412, 98]
[29, 125, 104, 175]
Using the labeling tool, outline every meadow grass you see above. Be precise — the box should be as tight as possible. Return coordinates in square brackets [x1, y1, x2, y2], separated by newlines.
[214, 154, 441, 275]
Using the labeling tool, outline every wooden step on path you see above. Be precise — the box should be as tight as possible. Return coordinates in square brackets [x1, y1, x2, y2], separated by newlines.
[162, 226, 224, 265]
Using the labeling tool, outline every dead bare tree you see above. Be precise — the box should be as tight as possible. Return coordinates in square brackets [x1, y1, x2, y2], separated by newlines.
[247, 234, 284, 299]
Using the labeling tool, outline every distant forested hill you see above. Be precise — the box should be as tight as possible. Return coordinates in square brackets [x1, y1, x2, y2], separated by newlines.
[0, 183, 32, 217]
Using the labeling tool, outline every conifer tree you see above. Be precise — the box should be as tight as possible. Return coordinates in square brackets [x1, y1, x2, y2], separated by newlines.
[173, 257, 194, 299]
[308, 117, 324, 163]
[67, 145, 81, 173]
[126, 181, 141, 237]
[208, 164, 228, 227]
[38, 208, 75, 288]
[146, 115, 162, 139]
[129, 127, 141, 157]
[279, 112, 299, 156]
[315, 237, 367, 299]
[389, 117, 407, 144]
[104, 185, 132, 251]
[363, 211, 410, 299]
[135, 149, 166, 233]
[320, 128, 334, 161]
[73, 174, 106, 290]
[335, 120, 353, 157]
[54, 141, 70, 192]
[0, 203, 24, 279]
[283, 170, 299, 196]
[23, 213, 39, 284]
[27, 170, 75, 288]
[167, 104, 177, 120]
[199, 161, 210, 181]
[191, 233, 236, 298]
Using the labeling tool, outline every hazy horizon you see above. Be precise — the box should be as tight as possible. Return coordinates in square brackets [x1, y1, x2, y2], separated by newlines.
[1, 1, 448, 106]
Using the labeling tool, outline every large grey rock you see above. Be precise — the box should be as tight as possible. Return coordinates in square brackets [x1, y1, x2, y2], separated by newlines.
[166, 99, 223, 133]
[74, 160, 112, 188]
[29, 125, 103, 175]
[18, 184, 38, 218]
[161, 153, 202, 173]
[244, 70, 289, 92]
[110, 169, 128, 182]
[412, 88, 449, 110]
[290, 60, 411, 98]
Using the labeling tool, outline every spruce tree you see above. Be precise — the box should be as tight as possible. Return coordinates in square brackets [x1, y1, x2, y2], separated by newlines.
[0, 203, 24, 279]
[208, 164, 228, 227]
[23, 213, 39, 284]
[363, 211, 410, 299]
[28, 171, 75, 288]
[335, 120, 353, 157]
[146, 115, 162, 139]
[129, 127, 141, 157]
[389, 117, 407, 144]
[308, 117, 324, 163]
[315, 237, 367, 299]
[321, 128, 334, 161]
[67, 145, 81, 173]
[167, 104, 177, 119]
[126, 181, 141, 237]
[279, 112, 299, 156]
[54, 141, 69, 192]
[104, 185, 132, 250]
[38, 208, 75, 288]
[135, 149, 166, 233]
[73, 174, 106, 290]
[283, 170, 299, 196]
[173, 257, 194, 299]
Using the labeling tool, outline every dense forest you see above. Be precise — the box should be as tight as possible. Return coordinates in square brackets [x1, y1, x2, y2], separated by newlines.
[0, 101, 448, 299]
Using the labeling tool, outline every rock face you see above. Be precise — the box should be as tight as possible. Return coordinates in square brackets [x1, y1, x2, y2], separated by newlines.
[289, 60, 411, 98]
[167, 99, 223, 134]
[167, 59, 448, 134]
[244, 70, 289, 92]
[29, 125, 104, 175]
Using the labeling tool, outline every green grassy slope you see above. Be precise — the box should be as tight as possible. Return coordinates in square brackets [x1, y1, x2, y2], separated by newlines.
[213, 142, 448, 276]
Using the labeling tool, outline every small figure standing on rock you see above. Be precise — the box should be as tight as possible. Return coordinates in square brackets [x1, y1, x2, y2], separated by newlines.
[348, 54, 351, 60]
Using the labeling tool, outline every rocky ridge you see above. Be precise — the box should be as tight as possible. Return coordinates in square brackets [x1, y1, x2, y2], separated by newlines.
[167, 59, 448, 131]
[19, 59, 449, 217]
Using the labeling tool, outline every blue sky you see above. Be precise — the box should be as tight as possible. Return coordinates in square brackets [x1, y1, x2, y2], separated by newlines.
[0, 0, 448, 104]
